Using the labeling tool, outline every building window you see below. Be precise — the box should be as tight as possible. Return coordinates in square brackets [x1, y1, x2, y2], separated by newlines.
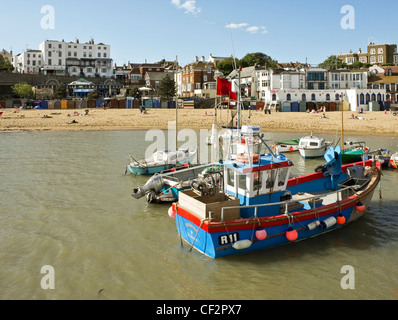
[360, 94, 364, 104]
[370, 56, 376, 63]
[378, 48, 384, 54]
[326, 94, 330, 101]
[311, 94, 316, 101]
[378, 55, 384, 63]
[370, 48, 376, 54]
[286, 94, 291, 101]
[302, 94, 306, 101]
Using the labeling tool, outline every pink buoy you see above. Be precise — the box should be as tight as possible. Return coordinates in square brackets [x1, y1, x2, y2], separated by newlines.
[168, 206, 176, 219]
[337, 214, 346, 225]
[255, 229, 267, 241]
[286, 228, 298, 242]
[356, 202, 366, 213]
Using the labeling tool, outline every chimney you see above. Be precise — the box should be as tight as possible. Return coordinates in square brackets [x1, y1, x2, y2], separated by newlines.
[201, 56, 205, 62]
[195, 56, 198, 62]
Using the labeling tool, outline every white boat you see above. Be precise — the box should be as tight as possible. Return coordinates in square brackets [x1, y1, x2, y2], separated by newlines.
[298, 135, 332, 159]
[126, 149, 197, 176]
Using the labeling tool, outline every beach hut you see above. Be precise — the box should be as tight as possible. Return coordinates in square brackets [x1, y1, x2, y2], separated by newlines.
[281, 101, 291, 112]
[48, 101, 55, 110]
[80, 100, 88, 109]
[5, 100, 13, 108]
[291, 101, 299, 112]
[67, 101, 75, 109]
[54, 101, 61, 109]
[87, 100, 96, 109]
[0, 101, 5, 108]
[384, 101, 391, 111]
[168, 101, 176, 109]
[118, 99, 125, 109]
[110, 99, 119, 109]
[61, 100, 68, 109]
[125, 97, 134, 109]
[328, 102, 336, 112]
[41, 101, 48, 109]
[298, 101, 307, 112]
[145, 99, 153, 109]
[96, 98, 105, 108]
[342, 100, 350, 111]
[369, 101, 380, 112]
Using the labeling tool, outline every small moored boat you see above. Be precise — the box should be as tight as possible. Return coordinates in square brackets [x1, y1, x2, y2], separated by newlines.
[126, 149, 197, 176]
[298, 135, 331, 159]
[390, 152, 398, 169]
[272, 139, 300, 153]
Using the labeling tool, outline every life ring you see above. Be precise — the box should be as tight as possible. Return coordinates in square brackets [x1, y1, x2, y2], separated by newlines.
[236, 153, 260, 164]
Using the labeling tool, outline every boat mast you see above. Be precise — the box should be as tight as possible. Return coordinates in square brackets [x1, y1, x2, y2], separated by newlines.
[175, 56, 178, 151]
[237, 67, 242, 130]
[340, 92, 344, 150]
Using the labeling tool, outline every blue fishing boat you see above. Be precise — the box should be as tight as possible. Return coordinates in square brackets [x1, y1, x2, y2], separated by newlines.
[169, 135, 381, 258]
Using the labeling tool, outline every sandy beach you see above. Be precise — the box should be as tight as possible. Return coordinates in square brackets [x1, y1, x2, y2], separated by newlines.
[1, 107, 398, 137]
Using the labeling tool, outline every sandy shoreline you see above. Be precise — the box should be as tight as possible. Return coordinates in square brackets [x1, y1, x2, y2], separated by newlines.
[1, 108, 398, 137]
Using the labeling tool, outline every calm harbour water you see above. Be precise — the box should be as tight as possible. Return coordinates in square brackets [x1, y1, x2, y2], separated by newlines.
[1, 129, 398, 300]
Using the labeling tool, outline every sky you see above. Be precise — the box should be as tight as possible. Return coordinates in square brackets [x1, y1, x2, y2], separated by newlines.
[1, 0, 397, 67]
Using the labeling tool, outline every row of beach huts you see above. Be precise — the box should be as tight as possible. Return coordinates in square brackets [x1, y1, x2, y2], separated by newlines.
[0, 98, 181, 110]
[0, 98, 392, 112]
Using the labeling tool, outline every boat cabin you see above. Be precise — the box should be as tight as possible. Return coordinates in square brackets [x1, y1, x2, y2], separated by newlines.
[299, 136, 327, 149]
[222, 153, 294, 206]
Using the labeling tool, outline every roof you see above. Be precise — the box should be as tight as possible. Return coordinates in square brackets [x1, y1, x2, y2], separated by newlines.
[228, 66, 264, 79]
[221, 153, 293, 175]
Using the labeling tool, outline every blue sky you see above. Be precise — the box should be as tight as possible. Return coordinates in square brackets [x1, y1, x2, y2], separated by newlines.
[1, 0, 397, 67]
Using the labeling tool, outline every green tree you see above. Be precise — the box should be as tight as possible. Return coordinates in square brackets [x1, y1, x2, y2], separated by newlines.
[240, 52, 269, 67]
[217, 57, 237, 76]
[318, 55, 347, 70]
[11, 83, 34, 99]
[0, 54, 14, 72]
[36, 87, 54, 100]
[349, 61, 364, 70]
[158, 74, 176, 102]
[87, 89, 99, 100]
[53, 84, 68, 99]
[126, 86, 141, 99]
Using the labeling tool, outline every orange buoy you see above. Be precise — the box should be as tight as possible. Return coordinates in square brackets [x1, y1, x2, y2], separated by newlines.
[255, 229, 267, 241]
[286, 228, 298, 242]
[337, 214, 346, 225]
[236, 153, 260, 164]
[356, 202, 366, 213]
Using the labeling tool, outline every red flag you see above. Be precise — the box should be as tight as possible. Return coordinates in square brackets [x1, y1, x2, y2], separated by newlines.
[217, 78, 238, 100]
[217, 78, 231, 96]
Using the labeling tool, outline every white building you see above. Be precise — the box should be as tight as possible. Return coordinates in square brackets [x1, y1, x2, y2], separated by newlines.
[256, 67, 384, 111]
[13, 50, 43, 74]
[38, 39, 113, 77]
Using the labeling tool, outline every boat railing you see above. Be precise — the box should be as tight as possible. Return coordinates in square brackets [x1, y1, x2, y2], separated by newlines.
[220, 184, 363, 222]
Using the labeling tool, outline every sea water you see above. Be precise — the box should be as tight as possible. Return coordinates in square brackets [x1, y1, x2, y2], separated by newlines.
[0, 130, 397, 300]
